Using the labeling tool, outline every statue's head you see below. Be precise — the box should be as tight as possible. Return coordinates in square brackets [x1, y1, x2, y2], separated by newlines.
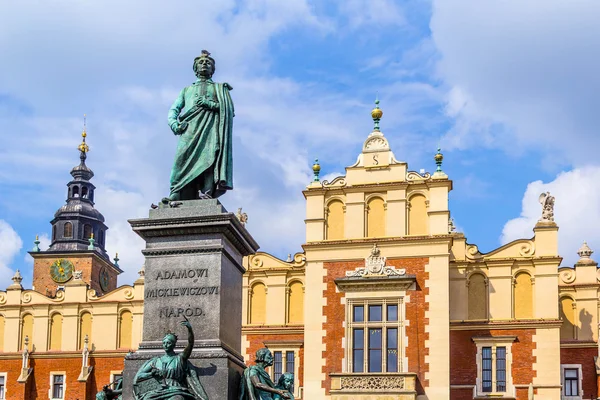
[162, 332, 178, 352]
[278, 372, 294, 390]
[255, 347, 274, 366]
[193, 50, 216, 79]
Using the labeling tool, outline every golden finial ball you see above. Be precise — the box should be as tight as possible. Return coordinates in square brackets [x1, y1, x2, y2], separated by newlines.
[312, 159, 321, 173]
[434, 152, 443, 162]
[371, 107, 383, 120]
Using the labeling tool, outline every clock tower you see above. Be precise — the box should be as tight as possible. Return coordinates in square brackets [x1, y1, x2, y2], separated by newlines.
[30, 119, 122, 296]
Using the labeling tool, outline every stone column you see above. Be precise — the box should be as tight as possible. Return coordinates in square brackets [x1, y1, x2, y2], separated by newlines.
[122, 199, 259, 400]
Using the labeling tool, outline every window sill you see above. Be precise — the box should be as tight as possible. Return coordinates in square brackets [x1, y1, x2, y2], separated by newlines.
[474, 393, 514, 399]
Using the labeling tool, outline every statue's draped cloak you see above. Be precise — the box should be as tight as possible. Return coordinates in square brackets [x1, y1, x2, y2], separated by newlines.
[239, 365, 275, 400]
[136, 355, 208, 400]
[168, 81, 234, 198]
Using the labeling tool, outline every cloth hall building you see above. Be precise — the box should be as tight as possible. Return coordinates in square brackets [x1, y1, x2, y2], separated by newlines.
[0, 105, 599, 400]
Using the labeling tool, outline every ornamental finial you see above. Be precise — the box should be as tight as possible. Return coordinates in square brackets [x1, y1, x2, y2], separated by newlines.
[33, 235, 41, 252]
[114, 253, 120, 267]
[87, 234, 95, 251]
[312, 158, 321, 182]
[78, 114, 90, 157]
[434, 147, 443, 173]
[577, 241, 594, 262]
[12, 269, 23, 285]
[371, 97, 383, 131]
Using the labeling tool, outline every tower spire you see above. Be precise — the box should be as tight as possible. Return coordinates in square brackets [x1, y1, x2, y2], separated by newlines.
[78, 114, 90, 161]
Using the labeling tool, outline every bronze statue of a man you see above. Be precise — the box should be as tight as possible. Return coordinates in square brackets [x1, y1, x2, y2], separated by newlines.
[167, 50, 234, 201]
[239, 348, 291, 400]
[133, 319, 208, 400]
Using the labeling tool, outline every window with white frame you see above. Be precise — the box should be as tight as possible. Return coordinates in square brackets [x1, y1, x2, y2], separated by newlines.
[263, 344, 302, 398]
[0, 374, 6, 399]
[473, 337, 516, 397]
[50, 373, 65, 399]
[347, 298, 403, 373]
[561, 364, 583, 399]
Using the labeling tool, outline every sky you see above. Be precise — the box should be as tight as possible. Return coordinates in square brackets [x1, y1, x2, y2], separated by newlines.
[1, 0, 599, 287]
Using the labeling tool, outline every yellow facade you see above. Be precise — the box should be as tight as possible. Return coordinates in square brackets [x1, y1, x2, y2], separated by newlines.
[0, 272, 144, 354]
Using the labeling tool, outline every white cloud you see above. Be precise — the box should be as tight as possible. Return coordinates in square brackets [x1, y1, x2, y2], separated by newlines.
[0, 220, 23, 288]
[501, 166, 600, 266]
[431, 0, 600, 165]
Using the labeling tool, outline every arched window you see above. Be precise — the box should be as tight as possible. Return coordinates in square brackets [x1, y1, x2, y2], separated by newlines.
[560, 297, 576, 340]
[82, 186, 89, 198]
[52, 225, 56, 241]
[49, 313, 63, 351]
[468, 273, 487, 320]
[98, 230, 104, 246]
[72, 186, 80, 197]
[326, 200, 345, 240]
[0, 315, 5, 352]
[408, 194, 428, 235]
[287, 281, 304, 324]
[514, 272, 533, 319]
[83, 224, 92, 240]
[79, 312, 92, 350]
[366, 197, 386, 237]
[118, 310, 133, 349]
[63, 222, 73, 238]
[250, 282, 267, 324]
[20, 314, 33, 351]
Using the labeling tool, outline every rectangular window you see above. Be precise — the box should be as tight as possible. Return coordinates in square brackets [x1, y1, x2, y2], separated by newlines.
[353, 305, 364, 322]
[368, 305, 382, 322]
[0, 376, 4, 399]
[285, 351, 295, 374]
[387, 304, 398, 321]
[348, 299, 402, 374]
[386, 328, 398, 372]
[353, 329, 364, 372]
[564, 368, 579, 396]
[368, 328, 382, 372]
[273, 351, 283, 384]
[482, 347, 492, 393]
[52, 374, 64, 399]
[496, 347, 506, 392]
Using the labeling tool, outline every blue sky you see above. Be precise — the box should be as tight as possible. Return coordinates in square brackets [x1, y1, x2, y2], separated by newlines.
[1, 0, 599, 287]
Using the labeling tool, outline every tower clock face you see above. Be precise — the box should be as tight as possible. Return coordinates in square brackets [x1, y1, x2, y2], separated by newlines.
[50, 259, 74, 283]
[99, 267, 110, 292]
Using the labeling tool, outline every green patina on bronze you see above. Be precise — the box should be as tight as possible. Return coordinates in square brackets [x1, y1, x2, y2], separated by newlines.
[167, 50, 234, 200]
[133, 320, 208, 400]
[239, 348, 292, 400]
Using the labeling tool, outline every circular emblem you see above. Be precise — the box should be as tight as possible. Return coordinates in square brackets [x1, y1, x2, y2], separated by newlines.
[50, 259, 74, 283]
[99, 267, 110, 292]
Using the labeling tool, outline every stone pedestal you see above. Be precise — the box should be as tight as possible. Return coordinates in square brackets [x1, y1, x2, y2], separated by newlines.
[122, 199, 258, 400]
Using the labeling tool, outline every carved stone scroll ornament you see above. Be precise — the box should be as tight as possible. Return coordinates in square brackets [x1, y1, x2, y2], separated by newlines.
[538, 191, 555, 222]
[406, 171, 431, 181]
[346, 244, 406, 278]
[559, 268, 576, 284]
[339, 375, 405, 391]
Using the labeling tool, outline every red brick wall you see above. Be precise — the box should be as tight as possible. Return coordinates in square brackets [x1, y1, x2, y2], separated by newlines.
[450, 329, 536, 400]
[0, 354, 125, 399]
[560, 346, 598, 398]
[245, 333, 304, 391]
[321, 257, 429, 395]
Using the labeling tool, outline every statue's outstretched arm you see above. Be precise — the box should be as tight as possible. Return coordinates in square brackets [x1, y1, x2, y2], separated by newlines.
[181, 319, 194, 361]
[250, 375, 290, 399]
